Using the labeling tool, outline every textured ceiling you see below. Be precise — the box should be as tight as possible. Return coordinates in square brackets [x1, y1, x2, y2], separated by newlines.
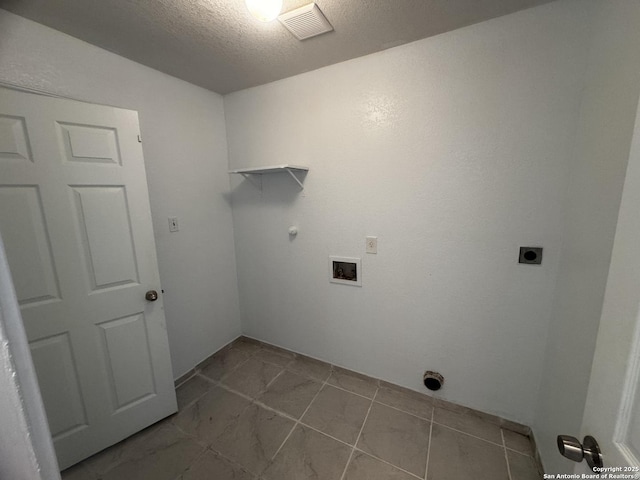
[1, 0, 555, 94]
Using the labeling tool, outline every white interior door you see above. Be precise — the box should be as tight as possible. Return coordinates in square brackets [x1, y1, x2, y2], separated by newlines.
[577, 96, 640, 474]
[0, 87, 177, 470]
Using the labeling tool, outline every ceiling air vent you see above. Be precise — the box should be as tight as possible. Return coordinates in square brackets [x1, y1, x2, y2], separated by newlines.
[278, 3, 333, 41]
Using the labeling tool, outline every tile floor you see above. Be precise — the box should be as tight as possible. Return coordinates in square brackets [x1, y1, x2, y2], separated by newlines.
[62, 338, 542, 480]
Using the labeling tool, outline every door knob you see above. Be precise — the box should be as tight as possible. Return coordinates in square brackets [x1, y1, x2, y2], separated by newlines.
[145, 290, 158, 301]
[557, 435, 603, 469]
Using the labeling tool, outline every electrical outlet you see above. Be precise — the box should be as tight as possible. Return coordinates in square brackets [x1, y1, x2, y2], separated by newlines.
[519, 246, 542, 265]
[168, 217, 179, 232]
[366, 236, 377, 254]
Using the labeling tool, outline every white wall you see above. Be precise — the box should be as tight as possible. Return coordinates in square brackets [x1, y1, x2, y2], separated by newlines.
[0, 9, 242, 378]
[533, 1, 640, 473]
[225, 0, 597, 424]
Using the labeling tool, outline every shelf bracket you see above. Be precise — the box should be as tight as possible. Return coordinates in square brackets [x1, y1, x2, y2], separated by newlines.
[229, 165, 308, 191]
[285, 168, 305, 190]
[240, 173, 262, 191]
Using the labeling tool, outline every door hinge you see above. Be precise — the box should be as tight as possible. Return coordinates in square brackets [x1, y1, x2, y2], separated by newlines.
[137, 135, 142, 143]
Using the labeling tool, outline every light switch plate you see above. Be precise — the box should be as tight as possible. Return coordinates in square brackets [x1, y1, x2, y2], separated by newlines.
[366, 236, 377, 254]
[168, 217, 179, 232]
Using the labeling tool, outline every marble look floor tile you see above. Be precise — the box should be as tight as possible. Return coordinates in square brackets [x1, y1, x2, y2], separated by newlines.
[262, 425, 351, 480]
[172, 386, 251, 445]
[302, 385, 371, 444]
[327, 367, 378, 398]
[61, 463, 97, 480]
[58, 339, 542, 480]
[176, 449, 254, 480]
[253, 347, 295, 367]
[258, 370, 323, 419]
[222, 357, 283, 398]
[507, 450, 541, 480]
[433, 406, 502, 444]
[176, 375, 214, 410]
[233, 338, 264, 356]
[343, 451, 417, 480]
[259, 342, 297, 357]
[97, 425, 205, 480]
[357, 402, 430, 476]
[286, 355, 332, 382]
[427, 424, 509, 480]
[503, 429, 534, 455]
[211, 403, 295, 475]
[198, 348, 252, 381]
[376, 382, 433, 419]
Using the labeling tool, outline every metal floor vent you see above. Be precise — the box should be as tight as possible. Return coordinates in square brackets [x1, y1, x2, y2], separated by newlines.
[278, 3, 333, 41]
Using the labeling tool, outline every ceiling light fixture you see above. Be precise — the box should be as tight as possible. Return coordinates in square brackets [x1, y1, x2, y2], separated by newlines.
[245, 0, 283, 22]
